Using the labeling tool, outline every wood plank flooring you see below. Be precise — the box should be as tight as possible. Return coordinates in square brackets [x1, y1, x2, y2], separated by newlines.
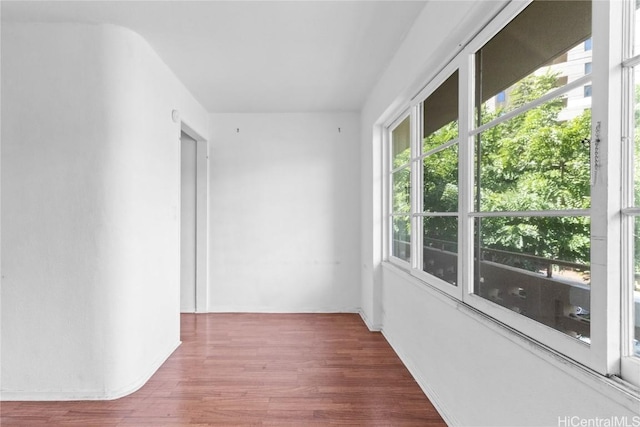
[1, 313, 446, 426]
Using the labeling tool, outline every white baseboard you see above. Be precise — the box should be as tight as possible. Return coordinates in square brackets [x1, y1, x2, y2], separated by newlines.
[382, 330, 458, 427]
[358, 309, 382, 331]
[1, 340, 181, 401]
[205, 306, 361, 314]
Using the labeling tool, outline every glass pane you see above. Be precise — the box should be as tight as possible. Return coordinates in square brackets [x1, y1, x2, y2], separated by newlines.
[474, 216, 591, 343]
[392, 216, 411, 262]
[423, 144, 458, 212]
[392, 167, 411, 213]
[423, 216, 458, 286]
[423, 70, 458, 153]
[476, 0, 591, 126]
[392, 116, 411, 169]
[476, 97, 591, 212]
[634, 216, 640, 356]
[478, 43, 593, 126]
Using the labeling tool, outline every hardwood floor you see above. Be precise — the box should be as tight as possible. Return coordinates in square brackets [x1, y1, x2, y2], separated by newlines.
[1, 313, 446, 426]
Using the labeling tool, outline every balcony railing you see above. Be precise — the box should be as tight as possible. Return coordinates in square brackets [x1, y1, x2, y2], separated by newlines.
[393, 238, 640, 346]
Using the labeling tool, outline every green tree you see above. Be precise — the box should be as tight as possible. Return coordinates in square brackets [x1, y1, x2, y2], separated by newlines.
[476, 73, 591, 264]
[395, 71, 592, 268]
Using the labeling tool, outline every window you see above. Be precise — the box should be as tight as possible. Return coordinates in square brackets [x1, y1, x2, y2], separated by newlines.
[473, 0, 592, 343]
[390, 115, 411, 263]
[421, 70, 459, 287]
[383, 0, 640, 380]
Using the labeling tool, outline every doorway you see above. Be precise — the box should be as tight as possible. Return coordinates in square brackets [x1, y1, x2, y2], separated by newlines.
[180, 131, 197, 312]
[179, 124, 208, 313]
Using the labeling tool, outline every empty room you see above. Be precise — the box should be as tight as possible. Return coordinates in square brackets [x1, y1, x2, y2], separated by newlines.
[2, 0, 639, 425]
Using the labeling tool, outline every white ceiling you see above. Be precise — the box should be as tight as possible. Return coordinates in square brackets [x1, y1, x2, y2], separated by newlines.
[1, 1, 427, 113]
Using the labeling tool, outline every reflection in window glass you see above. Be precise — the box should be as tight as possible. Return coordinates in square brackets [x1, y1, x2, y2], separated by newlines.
[476, 1, 592, 126]
[476, 97, 591, 212]
[635, 217, 640, 356]
[423, 216, 457, 285]
[392, 116, 411, 169]
[392, 216, 411, 262]
[423, 145, 458, 212]
[423, 71, 458, 153]
[392, 167, 411, 213]
[472, 0, 592, 344]
[474, 216, 591, 343]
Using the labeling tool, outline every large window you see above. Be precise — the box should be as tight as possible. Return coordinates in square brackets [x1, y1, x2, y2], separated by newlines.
[473, 0, 592, 343]
[384, 0, 640, 385]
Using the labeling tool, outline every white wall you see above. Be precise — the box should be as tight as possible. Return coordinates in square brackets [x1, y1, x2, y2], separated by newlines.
[359, 1, 639, 425]
[208, 113, 360, 312]
[1, 22, 208, 399]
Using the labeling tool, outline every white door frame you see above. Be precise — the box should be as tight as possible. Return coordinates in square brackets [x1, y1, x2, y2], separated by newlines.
[181, 121, 209, 313]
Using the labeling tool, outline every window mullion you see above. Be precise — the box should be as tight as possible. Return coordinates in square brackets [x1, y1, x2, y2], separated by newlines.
[621, 0, 640, 388]
[411, 104, 422, 272]
[589, 0, 623, 376]
[460, 53, 474, 300]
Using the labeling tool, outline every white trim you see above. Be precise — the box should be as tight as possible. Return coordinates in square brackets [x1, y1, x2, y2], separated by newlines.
[387, 254, 410, 269]
[621, 0, 640, 388]
[381, 329, 461, 427]
[414, 212, 458, 217]
[622, 54, 640, 68]
[419, 138, 458, 160]
[411, 268, 460, 299]
[589, 0, 624, 376]
[411, 105, 421, 271]
[460, 50, 475, 304]
[390, 162, 411, 174]
[622, 207, 640, 215]
[621, 357, 640, 389]
[469, 209, 591, 217]
[207, 306, 361, 314]
[358, 309, 382, 332]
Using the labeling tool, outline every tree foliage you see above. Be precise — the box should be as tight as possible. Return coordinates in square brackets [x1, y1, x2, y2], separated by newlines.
[393, 71, 593, 266]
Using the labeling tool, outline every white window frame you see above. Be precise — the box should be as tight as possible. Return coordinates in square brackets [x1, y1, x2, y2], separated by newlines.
[387, 111, 413, 268]
[383, 0, 638, 383]
[461, 0, 601, 373]
[621, 0, 640, 388]
[411, 61, 464, 300]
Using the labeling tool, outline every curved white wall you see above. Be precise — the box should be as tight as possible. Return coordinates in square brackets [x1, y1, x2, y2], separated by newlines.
[1, 22, 208, 399]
